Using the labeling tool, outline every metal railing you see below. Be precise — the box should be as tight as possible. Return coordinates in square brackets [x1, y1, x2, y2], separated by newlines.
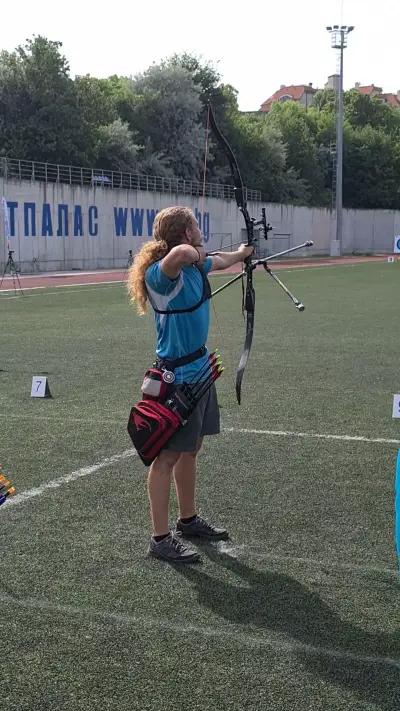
[0, 157, 261, 202]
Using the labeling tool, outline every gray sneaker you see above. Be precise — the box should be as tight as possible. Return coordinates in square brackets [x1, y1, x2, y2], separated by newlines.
[148, 532, 201, 563]
[176, 515, 229, 540]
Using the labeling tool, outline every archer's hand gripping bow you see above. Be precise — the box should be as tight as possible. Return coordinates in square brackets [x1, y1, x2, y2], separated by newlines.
[207, 103, 312, 404]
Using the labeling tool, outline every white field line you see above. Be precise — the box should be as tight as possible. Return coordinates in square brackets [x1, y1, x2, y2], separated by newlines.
[274, 263, 367, 273]
[0, 266, 355, 296]
[214, 542, 398, 578]
[0, 593, 398, 669]
[5, 449, 136, 507]
[1, 429, 397, 577]
[0, 413, 398, 446]
[2, 270, 124, 279]
[0, 413, 124, 424]
[1, 286, 47, 293]
[223, 427, 400, 446]
[0, 413, 126, 424]
[210, 260, 383, 277]
[1, 422, 398, 518]
[0, 259, 384, 296]
[0, 281, 123, 296]
[56, 280, 123, 288]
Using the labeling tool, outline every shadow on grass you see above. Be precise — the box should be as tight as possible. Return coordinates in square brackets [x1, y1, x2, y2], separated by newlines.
[174, 544, 400, 711]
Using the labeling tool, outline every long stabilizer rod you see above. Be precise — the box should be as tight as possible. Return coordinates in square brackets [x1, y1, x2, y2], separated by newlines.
[211, 240, 313, 298]
[252, 240, 313, 266]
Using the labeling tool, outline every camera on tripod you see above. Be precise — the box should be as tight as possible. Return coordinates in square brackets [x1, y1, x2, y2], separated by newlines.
[0, 249, 23, 294]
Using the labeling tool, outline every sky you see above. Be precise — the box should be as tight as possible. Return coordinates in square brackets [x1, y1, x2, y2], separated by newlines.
[1, 0, 399, 111]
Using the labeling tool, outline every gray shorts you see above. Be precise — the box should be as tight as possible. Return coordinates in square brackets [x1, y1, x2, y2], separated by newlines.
[165, 383, 220, 453]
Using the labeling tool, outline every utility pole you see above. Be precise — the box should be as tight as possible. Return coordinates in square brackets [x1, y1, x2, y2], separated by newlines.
[326, 25, 354, 256]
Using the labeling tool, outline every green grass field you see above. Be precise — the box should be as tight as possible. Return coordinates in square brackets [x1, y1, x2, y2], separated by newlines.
[0, 262, 399, 711]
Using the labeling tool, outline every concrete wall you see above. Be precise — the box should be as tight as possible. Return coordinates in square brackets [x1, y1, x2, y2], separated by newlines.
[1, 177, 399, 272]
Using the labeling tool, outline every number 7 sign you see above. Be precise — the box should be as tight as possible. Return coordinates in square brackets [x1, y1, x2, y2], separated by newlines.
[31, 376, 52, 398]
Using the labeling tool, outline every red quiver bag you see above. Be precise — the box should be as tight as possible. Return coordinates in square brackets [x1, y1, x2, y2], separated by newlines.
[127, 350, 222, 466]
[127, 399, 183, 466]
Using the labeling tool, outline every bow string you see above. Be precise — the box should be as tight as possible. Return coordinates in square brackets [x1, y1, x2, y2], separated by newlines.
[207, 103, 256, 405]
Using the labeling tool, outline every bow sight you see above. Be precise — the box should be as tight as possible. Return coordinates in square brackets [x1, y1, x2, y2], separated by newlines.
[254, 207, 273, 243]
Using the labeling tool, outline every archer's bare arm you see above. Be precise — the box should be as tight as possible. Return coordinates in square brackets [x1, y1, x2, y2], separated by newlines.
[210, 244, 254, 271]
[161, 244, 206, 279]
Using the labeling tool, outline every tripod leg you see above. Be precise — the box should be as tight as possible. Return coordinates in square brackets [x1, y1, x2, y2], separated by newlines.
[10, 257, 24, 295]
[0, 258, 13, 290]
[0, 255, 24, 295]
[13, 265, 24, 295]
[263, 264, 305, 311]
[0, 256, 11, 289]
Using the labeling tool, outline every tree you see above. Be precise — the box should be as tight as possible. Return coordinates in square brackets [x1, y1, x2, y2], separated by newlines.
[3, 36, 400, 210]
[129, 64, 204, 179]
[309, 90, 400, 208]
[205, 106, 310, 203]
[344, 91, 400, 135]
[135, 139, 173, 177]
[343, 124, 400, 209]
[97, 75, 138, 128]
[163, 53, 221, 104]
[74, 75, 117, 128]
[0, 36, 92, 164]
[95, 119, 140, 172]
[312, 88, 336, 113]
[266, 102, 327, 204]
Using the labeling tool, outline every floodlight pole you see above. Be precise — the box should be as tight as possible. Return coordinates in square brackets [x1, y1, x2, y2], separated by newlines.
[326, 25, 354, 256]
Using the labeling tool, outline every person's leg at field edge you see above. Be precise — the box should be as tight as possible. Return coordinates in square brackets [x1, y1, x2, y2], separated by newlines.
[173, 438, 229, 541]
[173, 439, 203, 521]
[147, 449, 201, 563]
[148, 449, 180, 536]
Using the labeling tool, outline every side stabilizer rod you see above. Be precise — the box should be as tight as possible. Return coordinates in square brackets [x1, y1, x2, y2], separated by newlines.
[263, 264, 305, 311]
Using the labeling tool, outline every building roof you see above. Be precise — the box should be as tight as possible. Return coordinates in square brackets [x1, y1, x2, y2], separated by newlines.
[259, 80, 400, 113]
[260, 84, 317, 112]
[353, 83, 400, 107]
[355, 84, 382, 96]
[380, 93, 400, 107]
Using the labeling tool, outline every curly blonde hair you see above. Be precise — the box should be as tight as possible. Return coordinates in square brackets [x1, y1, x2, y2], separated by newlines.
[127, 206, 195, 314]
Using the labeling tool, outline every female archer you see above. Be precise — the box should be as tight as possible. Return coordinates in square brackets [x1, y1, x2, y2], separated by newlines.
[127, 206, 253, 563]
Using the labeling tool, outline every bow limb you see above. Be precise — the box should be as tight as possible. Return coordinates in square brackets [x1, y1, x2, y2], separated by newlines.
[235, 272, 255, 404]
[207, 104, 253, 232]
[207, 103, 255, 404]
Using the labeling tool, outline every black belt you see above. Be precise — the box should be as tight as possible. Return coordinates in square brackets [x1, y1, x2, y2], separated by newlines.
[155, 346, 206, 371]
